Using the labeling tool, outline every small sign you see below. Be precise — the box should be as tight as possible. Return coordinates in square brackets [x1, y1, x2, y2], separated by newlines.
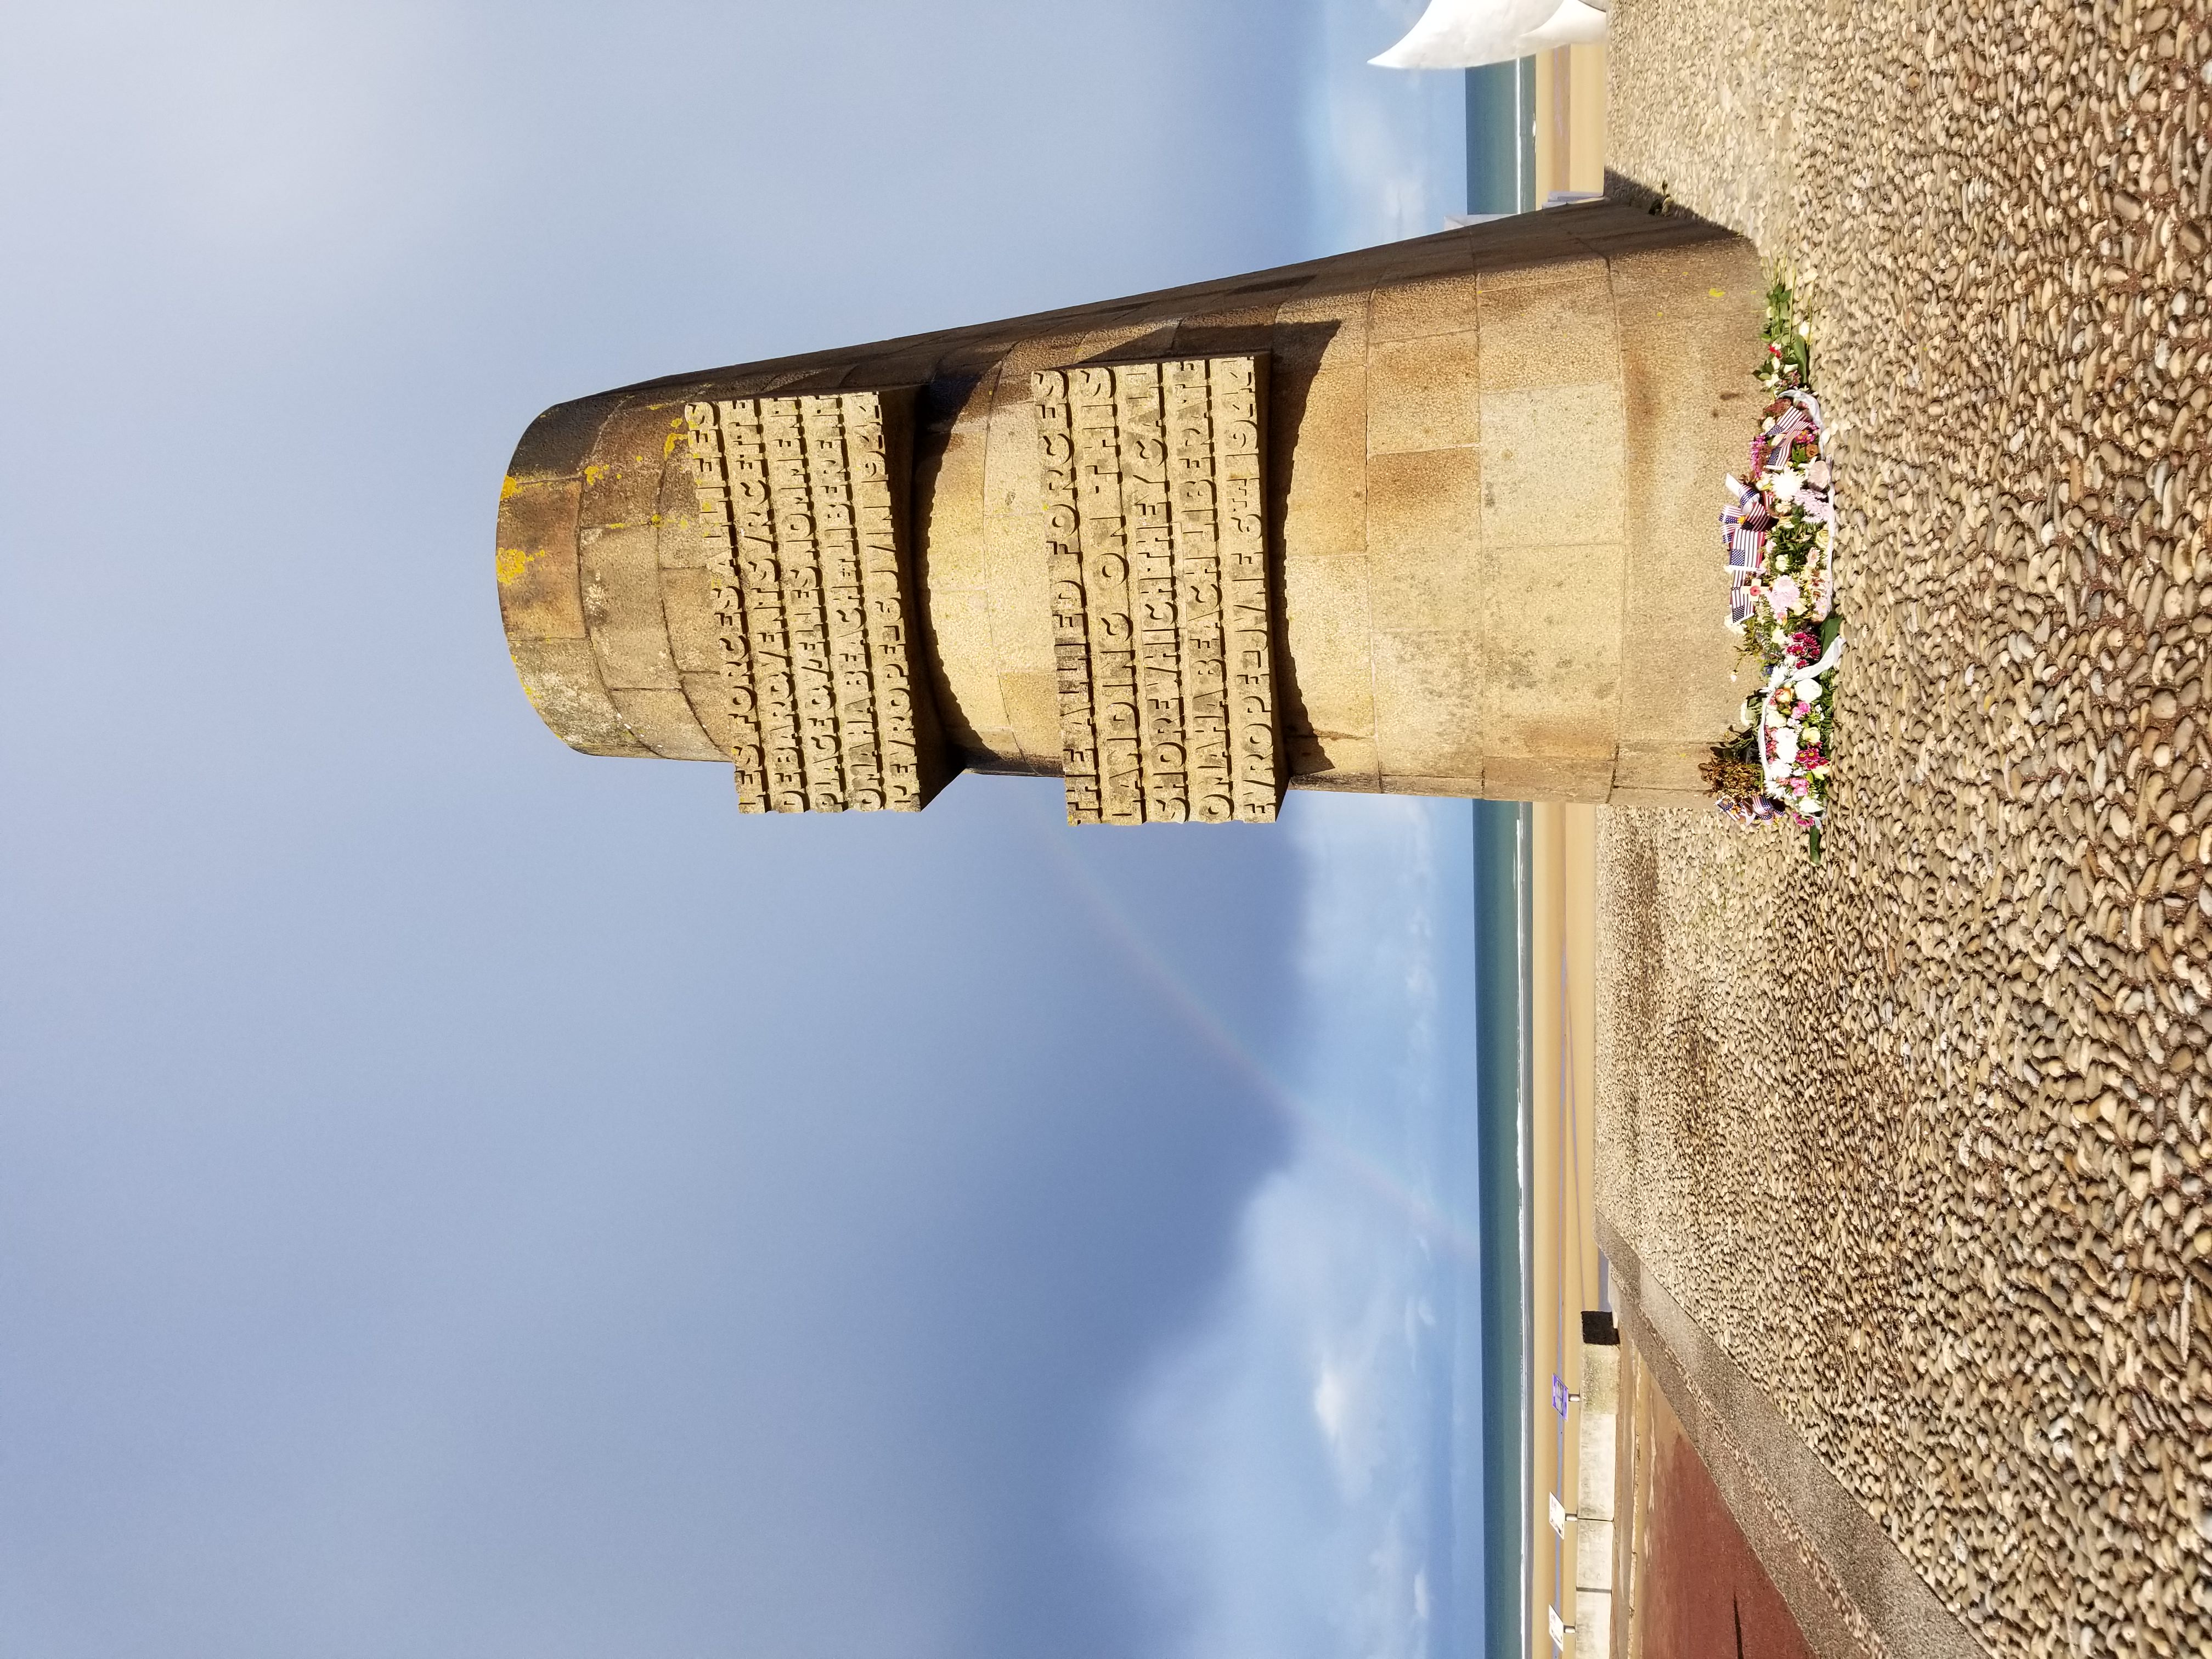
[1549, 1604, 1568, 1649]
[1551, 1374, 1569, 1416]
[1549, 1492, 1567, 1537]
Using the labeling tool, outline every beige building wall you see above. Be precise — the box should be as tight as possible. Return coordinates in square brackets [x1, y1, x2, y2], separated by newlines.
[1534, 44, 1610, 203]
[1528, 802, 1602, 1659]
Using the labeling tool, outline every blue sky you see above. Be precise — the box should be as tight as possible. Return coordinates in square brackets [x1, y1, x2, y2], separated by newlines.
[1110, 797, 1475, 1659]
[0, 4, 1471, 1655]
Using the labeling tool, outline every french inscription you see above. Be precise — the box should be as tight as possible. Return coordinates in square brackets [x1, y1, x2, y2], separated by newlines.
[1035, 370, 1101, 823]
[684, 391, 928, 811]
[1031, 356, 1279, 825]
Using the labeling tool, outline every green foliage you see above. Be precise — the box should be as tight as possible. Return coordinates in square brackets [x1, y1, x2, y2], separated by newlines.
[1760, 269, 1812, 389]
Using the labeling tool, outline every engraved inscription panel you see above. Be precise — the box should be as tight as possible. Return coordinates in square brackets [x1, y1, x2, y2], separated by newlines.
[1032, 356, 1279, 825]
[683, 392, 931, 811]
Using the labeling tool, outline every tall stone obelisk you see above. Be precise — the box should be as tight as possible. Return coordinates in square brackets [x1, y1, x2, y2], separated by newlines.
[495, 199, 1759, 820]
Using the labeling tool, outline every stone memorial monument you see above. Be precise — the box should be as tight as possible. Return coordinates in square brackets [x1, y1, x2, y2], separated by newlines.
[495, 199, 1759, 821]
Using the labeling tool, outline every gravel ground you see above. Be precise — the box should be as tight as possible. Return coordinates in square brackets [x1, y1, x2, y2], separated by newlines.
[1596, 3, 2212, 1656]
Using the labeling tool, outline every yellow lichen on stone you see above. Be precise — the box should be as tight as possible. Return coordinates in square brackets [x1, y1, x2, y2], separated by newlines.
[494, 546, 544, 585]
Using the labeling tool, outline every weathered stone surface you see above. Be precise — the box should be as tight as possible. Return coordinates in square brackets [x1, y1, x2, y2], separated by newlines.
[495, 200, 1762, 812]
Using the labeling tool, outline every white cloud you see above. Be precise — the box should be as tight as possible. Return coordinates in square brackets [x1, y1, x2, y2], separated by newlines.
[1107, 795, 1458, 1659]
[1302, 0, 1468, 251]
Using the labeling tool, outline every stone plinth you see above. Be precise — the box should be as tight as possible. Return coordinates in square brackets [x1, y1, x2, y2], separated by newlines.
[496, 199, 1761, 815]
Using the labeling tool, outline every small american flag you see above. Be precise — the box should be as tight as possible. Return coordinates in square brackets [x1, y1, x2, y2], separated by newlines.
[1721, 477, 1769, 623]
[1764, 391, 1822, 453]
[1723, 391, 1826, 625]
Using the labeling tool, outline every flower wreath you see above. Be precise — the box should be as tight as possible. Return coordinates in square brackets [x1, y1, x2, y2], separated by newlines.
[1701, 274, 1846, 860]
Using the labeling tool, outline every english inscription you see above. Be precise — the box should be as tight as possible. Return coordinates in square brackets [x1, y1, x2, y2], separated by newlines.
[684, 391, 929, 811]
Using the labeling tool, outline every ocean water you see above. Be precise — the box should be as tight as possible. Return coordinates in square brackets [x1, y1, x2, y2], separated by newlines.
[1399, 801, 1529, 1659]
[1468, 800, 1533, 1659]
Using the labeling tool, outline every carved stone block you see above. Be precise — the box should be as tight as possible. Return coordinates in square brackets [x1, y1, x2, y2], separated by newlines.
[1031, 357, 1280, 826]
[500, 205, 1765, 809]
[680, 391, 943, 811]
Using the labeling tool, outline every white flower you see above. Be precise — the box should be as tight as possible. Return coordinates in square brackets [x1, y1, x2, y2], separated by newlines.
[1771, 726, 1799, 768]
[1771, 575, 1803, 616]
[1769, 470, 1803, 501]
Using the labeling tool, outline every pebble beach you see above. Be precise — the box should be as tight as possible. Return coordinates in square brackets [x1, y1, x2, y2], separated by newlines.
[1594, 1, 2212, 1654]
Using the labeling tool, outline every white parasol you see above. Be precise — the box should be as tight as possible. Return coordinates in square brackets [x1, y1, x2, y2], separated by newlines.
[1369, 0, 1608, 69]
